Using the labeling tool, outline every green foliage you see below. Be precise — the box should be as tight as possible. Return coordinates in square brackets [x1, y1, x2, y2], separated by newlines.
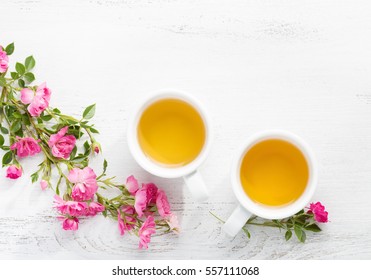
[83, 104, 96, 119]
[25, 56, 35, 71]
[5, 43, 14, 55]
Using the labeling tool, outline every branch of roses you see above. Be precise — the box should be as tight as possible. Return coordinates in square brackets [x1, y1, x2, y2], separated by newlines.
[211, 202, 328, 243]
[1, 43, 178, 249]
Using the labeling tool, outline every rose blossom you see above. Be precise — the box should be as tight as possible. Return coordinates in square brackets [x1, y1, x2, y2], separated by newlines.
[61, 217, 79, 231]
[138, 216, 156, 249]
[85, 201, 105, 216]
[6, 165, 22, 179]
[48, 126, 76, 159]
[40, 179, 48, 190]
[10, 136, 41, 158]
[68, 167, 98, 201]
[118, 206, 136, 235]
[142, 183, 158, 205]
[0, 48, 9, 73]
[156, 189, 171, 217]
[134, 188, 147, 217]
[308, 202, 328, 223]
[20, 82, 51, 117]
[54, 195, 87, 216]
[126, 175, 139, 195]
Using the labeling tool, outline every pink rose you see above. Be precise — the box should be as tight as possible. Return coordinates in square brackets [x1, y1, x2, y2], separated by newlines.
[308, 202, 328, 223]
[48, 126, 76, 159]
[6, 165, 22, 180]
[134, 188, 147, 217]
[68, 167, 98, 201]
[166, 214, 180, 234]
[54, 195, 87, 216]
[117, 206, 136, 235]
[40, 180, 48, 190]
[61, 217, 79, 231]
[86, 201, 105, 216]
[156, 189, 171, 217]
[20, 82, 51, 117]
[142, 183, 158, 205]
[138, 216, 156, 249]
[0, 48, 9, 73]
[10, 136, 41, 158]
[126, 175, 139, 195]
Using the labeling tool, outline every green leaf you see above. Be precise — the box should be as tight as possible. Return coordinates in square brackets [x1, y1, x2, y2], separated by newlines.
[15, 63, 25, 75]
[18, 79, 25, 88]
[285, 230, 292, 241]
[0, 135, 4, 146]
[82, 104, 96, 119]
[305, 223, 321, 232]
[242, 227, 251, 238]
[0, 126, 9, 134]
[24, 72, 35, 83]
[294, 225, 303, 241]
[31, 172, 39, 183]
[2, 151, 13, 165]
[53, 108, 61, 114]
[10, 72, 19, 80]
[41, 114, 52, 121]
[10, 121, 22, 133]
[103, 159, 108, 174]
[300, 230, 306, 243]
[12, 112, 22, 119]
[25, 56, 36, 71]
[5, 43, 14, 55]
[0, 77, 6, 87]
[89, 127, 99, 134]
[70, 146, 77, 159]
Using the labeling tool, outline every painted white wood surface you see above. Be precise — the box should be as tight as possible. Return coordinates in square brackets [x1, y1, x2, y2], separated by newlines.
[1, 0, 371, 259]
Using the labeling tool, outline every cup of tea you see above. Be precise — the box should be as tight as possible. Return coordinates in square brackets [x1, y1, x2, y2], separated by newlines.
[127, 89, 212, 202]
[222, 130, 318, 237]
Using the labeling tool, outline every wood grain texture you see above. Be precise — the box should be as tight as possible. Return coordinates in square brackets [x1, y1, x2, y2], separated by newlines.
[1, 0, 371, 259]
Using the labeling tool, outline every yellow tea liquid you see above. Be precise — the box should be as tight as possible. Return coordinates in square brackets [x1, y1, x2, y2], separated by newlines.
[138, 98, 206, 167]
[240, 139, 309, 206]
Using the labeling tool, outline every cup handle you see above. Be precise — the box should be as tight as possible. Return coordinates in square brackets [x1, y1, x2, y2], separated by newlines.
[222, 205, 252, 237]
[183, 170, 209, 202]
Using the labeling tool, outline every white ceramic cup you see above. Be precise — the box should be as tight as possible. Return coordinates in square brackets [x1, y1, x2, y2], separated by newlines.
[222, 130, 318, 237]
[127, 89, 212, 202]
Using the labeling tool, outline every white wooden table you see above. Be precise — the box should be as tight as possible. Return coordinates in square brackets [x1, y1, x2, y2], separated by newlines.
[1, 0, 371, 259]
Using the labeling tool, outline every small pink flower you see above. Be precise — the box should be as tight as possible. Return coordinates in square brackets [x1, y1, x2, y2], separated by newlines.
[54, 195, 87, 216]
[166, 214, 180, 234]
[48, 126, 76, 159]
[126, 175, 139, 195]
[10, 136, 41, 158]
[138, 216, 156, 249]
[6, 165, 22, 179]
[68, 167, 98, 201]
[156, 189, 171, 217]
[40, 180, 48, 190]
[134, 188, 147, 217]
[117, 206, 136, 235]
[20, 82, 51, 117]
[86, 201, 105, 216]
[62, 217, 79, 231]
[308, 202, 328, 223]
[92, 142, 100, 154]
[0, 48, 9, 73]
[142, 183, 158, 205]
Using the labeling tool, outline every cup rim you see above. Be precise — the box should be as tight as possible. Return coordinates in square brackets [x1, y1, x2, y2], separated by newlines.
[127, 89, 212, 178]
[231, 130, 318, 220]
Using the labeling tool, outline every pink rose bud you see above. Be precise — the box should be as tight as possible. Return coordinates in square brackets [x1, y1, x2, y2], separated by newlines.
[156, 189, 171, 218]
[126, 175, 139, 195]
[138, 216, 156, 249]
[40, 180, 48, 190]
[62, 217, 79, 231]
[6, 165, 22, 180]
